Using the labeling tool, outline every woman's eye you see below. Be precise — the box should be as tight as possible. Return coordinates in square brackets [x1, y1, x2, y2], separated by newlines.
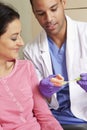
[11, 38, 17, 41]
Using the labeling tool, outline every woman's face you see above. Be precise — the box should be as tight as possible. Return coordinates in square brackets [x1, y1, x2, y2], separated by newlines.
[0, 19, 24, 61]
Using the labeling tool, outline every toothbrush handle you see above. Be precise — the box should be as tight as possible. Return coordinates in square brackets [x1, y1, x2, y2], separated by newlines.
[63, 77, 81, 85]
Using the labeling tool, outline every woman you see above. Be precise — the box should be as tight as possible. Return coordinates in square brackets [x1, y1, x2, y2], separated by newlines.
[0, 2, 63, 130]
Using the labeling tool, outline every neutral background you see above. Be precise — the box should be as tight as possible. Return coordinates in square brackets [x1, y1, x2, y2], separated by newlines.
[1, 0, 87, 58]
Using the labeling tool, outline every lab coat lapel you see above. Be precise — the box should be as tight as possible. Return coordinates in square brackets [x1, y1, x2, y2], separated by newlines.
[39, 30, 53, 75]
[66, 16, 78, 80]
[66, 16, 84, 81]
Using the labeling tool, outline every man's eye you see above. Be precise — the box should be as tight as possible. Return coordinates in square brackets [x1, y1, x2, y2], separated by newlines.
[38, 13, 44, 16]
[51, 7, 57, 11]
[37, 12, 45, 16]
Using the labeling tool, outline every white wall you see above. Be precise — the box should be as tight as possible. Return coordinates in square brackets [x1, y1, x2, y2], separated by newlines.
[65, 0, 87, 22]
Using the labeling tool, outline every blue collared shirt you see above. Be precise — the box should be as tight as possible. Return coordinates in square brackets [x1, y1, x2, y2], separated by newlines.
[48, 37, 86, 124]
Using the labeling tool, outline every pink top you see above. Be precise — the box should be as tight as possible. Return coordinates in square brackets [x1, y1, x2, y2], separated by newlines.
[0, 60, 63, 130]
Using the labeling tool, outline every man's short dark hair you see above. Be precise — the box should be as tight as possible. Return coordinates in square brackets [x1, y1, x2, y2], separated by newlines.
[30, 0, 33, 6]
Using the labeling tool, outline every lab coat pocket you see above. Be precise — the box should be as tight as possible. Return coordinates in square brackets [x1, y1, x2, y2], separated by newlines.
[80, 58, 87, 73]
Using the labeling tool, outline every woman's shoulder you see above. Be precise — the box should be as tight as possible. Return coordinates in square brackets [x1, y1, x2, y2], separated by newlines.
[16, 59, 34, 69]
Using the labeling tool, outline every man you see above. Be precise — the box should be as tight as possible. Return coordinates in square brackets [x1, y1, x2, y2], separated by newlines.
[23, 0, 87, 129]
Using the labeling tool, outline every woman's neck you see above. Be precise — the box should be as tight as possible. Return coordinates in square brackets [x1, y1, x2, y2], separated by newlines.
[0, 60, 15, 77]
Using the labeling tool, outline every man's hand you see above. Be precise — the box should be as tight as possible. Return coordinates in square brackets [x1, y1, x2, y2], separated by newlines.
[77, 73, 87, 92]
[39, 74, 64, 98]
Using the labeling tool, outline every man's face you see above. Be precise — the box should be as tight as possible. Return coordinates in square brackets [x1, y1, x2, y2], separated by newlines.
[32, 0, 66, 36]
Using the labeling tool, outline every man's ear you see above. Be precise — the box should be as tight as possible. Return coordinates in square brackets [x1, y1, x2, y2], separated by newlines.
[62, 0, 66, 9]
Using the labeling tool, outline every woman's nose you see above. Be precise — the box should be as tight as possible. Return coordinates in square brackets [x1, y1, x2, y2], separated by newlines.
[17, 37, 24, 46]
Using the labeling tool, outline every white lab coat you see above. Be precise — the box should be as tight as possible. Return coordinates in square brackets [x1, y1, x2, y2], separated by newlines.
[23, 16, 87, 121]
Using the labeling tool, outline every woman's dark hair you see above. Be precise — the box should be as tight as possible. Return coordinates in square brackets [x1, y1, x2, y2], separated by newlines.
[0, 2, 20, 36]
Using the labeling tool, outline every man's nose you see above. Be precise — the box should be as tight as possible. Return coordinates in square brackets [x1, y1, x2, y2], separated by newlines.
[46, 12, 52, 22]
